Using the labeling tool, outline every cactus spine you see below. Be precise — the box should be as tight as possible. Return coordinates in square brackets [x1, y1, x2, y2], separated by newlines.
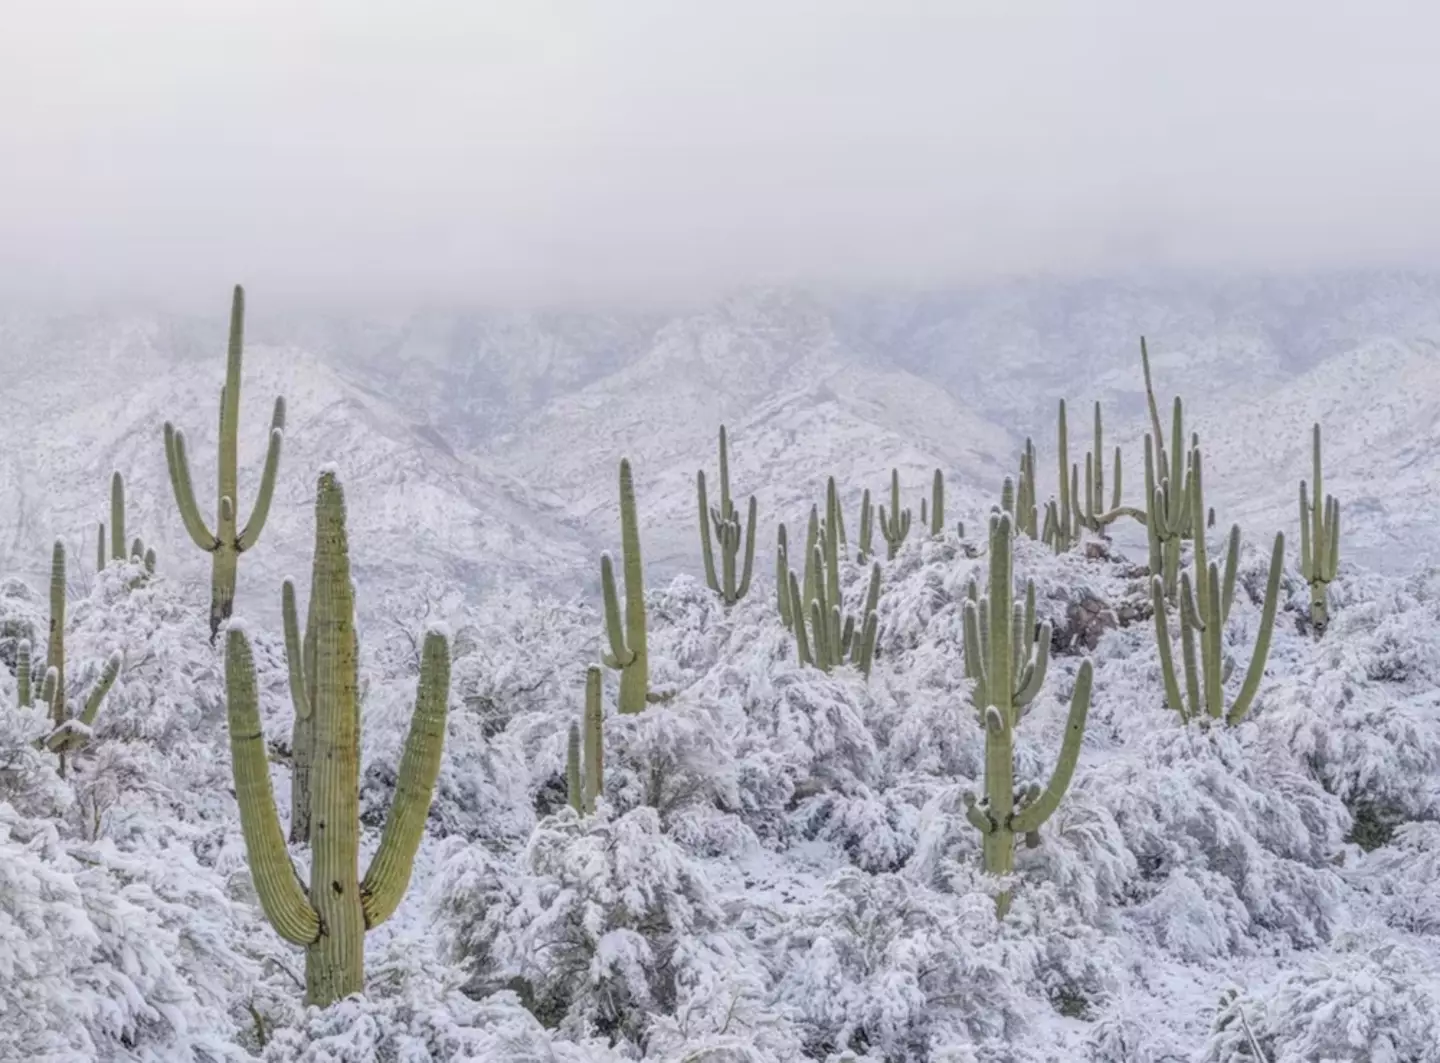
[878, 469, 912, 560]
[697, 425, 757, 605]
[224, 469, 451, 1007]
[567, 665, 605, 815]
[962, 511, 1092, 917]
[1299, 423, 1340, 635]
[164, 285, 285, 640]
[601, 458, 649, 713]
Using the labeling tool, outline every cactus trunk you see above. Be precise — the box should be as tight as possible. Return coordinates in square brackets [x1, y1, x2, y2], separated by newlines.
[602, 458, 649, 713]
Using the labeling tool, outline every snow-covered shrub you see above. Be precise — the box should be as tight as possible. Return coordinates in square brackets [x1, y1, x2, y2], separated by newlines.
[434, 804, 734, 1047]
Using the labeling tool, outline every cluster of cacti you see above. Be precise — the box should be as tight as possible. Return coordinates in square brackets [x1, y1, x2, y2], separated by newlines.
[164, 284, 286, 640]
[777, 478, 881, 676]
[24, 540, 123, 773]
[697, 426, 757, 605]
[1014, 438, 1041, 540]
[224, 470, 451, 1007]
[1299, 423, 1340, 635]
[602, 458, 650, 713]
[98, 472, 157, 574]
[878, 469, 912, 559]
[1151, 449, 1285, 727]
[566, 666, 604, 815]
[961, 509, 1093, 916]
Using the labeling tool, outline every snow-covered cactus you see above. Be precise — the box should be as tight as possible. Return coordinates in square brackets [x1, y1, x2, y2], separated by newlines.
[109, 471, 125, 563]
[31, 540, 122, 769]
[163, 284, 286, 640]
[776, 523, 793, 629]
[697, 425, 757, 605]
[601, 457, 649, 713]
[1016, 438, 1040, 539]
[223, 468, 451, 1007]
[1144, 407, 1198, 601]
[1070, 402, 1140, 535]
[962, 511, 1093, 917]
[1054, 399, 1077, 550]
[878, 468, 911, 560]
[1299, 422, 1340, 636]
[1153, 455, 1284, 727]
[781, 514, 881, 677]
[567, 665, 605, 815]
[15, 638, 31, 708]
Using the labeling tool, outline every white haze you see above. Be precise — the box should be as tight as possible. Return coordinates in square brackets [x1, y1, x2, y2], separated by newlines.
[3, 0, 1440, 312]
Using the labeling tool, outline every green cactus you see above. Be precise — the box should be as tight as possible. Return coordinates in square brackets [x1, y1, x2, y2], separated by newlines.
[282, 576, 318, 844]
[31, 541, 122, 769]
[110, 471, 126, 562]
[567, 665, 605, 815]
[223, 469, 451, 1007]
[164, 285, 286, 640]
[1054, 399, 1076, 549]
[780, 505, 881, 677]
[1152, 453, 1284, 727]
[1015, 439, 1040, 539]
[601, 458, 649, 713]
[856, 488, 874, 563]
[962, 510, 1093, 917]
[776, 523, 794, 628]
[1070, 403, 1142, 535]
[929, 469, 945, 537]
[1143, 394, 1200, 600]
[878, 469, 912, 560]
[95, 524, 105, 574]
[1299, 423, 1340, 636]
[15, 638, 31, 708]
[697, 426, 757, 605]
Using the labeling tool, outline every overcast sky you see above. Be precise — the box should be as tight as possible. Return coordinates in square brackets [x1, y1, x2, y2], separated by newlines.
[3, 1, 1439, 313]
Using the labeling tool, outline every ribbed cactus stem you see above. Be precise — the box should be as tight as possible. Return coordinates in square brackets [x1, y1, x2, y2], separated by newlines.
[163, 285, 287, 640]
[566, 723, 583, 814]
[1056, 399, 1074, 548]
[962, 510, 1087, 917]
[698, 426, 758, 605]
[582, 664, 603, 812]
[226, 469, 451, 1007]
[46, 540, 66, 733]
[776, 524, 793, 629]
[96, 524, 106, 573]
[283, 577, 316, 844]
[110, 472, 126, 562]
[16, 639, 30, 708]
[1299, 423, 1340, 636]
[600, 458, 649, 713]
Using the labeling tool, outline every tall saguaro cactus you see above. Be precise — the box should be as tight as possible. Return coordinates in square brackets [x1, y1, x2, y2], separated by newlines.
[697, 425, 758, 605]
[224, 469, 451, 1007]
[962, 511, 1093, 917]
[601, 458, 650, 713]
[99, 472, 158, 574]
[878, 469, 912, 560]
[928, 469, 945, 537]
[164, 285, 286, 639]
[1299, 423, 1340, 636]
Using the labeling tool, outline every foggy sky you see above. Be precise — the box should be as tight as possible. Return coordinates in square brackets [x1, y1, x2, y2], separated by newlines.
[4, 1, 1440, 313]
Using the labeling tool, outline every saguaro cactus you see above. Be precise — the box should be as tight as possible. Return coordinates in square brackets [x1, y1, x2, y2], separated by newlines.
[567, 665, 605, 815]
[1299, 423, 1340, 635]
[962, 511, 1093, 917]
[601, 458, 649, 713]
[928, 469, 945, 538]
[282, 577, 318, 844]
[1016, 440, 1040, 540]
[878, 469, 912, 560]
[1070, 403, 1140, 535]
[224, 469, 451, 1007]
[780, 490, 881, 677]
[32, 541, 122, 768]
[697, 425, 757, 605]
[164, 285, 286, 639]
[856, 488, 875, 563]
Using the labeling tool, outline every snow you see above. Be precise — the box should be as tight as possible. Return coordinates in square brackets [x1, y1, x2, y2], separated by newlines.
[3, 276, 1440, 1059]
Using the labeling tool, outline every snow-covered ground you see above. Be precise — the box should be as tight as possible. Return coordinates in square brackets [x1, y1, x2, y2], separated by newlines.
[4, 508, 1439, 1060]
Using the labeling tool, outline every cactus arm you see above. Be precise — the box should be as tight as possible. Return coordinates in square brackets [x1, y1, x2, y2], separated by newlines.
[1151, 577, 1187, 721]
[789, 570, 813, 666]
[1013, 622, 1052, 708]
[963, 600, 988, 711]
[1202, 563, 1224, 719]
[1012, 660, 1092, 833]
[1225, 533, 1285, 727]
[1178, 572, 1203, 721]
[237, 404, 286, 551]
[283, 578, 314, 844]
[697, 471, 720, 593]
[39, 666, 57, 709]
[224, 628, 320, 946]
[735, 495, 757, 601]
[76, 651, 121, 729]
[96, 523, 106, 572]
[361, 629, 450, 928]
[1220, 524, 1241, 625]
[599, 553, 634, 666]
[164, 423, 220, 550]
